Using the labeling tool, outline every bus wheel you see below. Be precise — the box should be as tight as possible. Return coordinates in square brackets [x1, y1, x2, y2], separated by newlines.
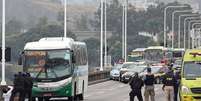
[32, 97, 36, 101]
[38, 97, 43, 101]
[44, 97, 50, 101]
[68, 96, 74, 101]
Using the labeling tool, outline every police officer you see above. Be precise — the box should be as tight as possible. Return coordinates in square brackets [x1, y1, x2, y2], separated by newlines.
[24, 72, 33, 101]
[144, 67, 155, 101]
[162, 66, 176, 101]
[174, 70, 181, 101]
[129, 72, 144, 101]
[10, 72, 25, 101]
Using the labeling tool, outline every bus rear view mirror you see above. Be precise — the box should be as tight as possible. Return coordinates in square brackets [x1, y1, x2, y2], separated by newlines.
[71, 50, 76, 64]
[0, 47, 11, 62]
[18, 51, 24, 65]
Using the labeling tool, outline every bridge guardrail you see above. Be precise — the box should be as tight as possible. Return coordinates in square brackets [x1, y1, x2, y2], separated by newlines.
[88, 70, 110, 83]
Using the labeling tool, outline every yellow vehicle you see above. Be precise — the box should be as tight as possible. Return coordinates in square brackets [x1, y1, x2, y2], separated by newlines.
[180, 49, 201, 101]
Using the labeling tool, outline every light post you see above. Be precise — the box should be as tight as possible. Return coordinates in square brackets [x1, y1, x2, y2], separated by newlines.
[171, 10, 192, 49]
[122, 3, 125, 60]
[184, 17, 200, 49]
[188, 20, 201, 49]
[100, 0, 104, 71]
[1, 0, 6, 85]
[104, 0, 107, 67]
[124, 0, 128, 62]
[64, 0, 67, 37]
[191, 23, 201, 48]
[178, 14, 199, 48]
[164, 5, 187, 47]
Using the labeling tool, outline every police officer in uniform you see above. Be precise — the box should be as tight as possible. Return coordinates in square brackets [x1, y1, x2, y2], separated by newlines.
[162, 66, 176, 101]
[10, 72, 25, 101]
[144, 67, 155, 101]
[174, 70, 181, 101]
[129, 72, 144, 101]
[24, 73, 33, 101]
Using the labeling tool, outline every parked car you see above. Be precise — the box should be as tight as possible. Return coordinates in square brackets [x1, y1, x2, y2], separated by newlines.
[110, 64, 122, 80]
[121, 64, 147, 83]
[139, 65, 168, 84]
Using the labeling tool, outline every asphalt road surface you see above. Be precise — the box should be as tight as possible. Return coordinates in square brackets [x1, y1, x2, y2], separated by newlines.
[85, 80, 166, 101]
[4, 80, 169, 101]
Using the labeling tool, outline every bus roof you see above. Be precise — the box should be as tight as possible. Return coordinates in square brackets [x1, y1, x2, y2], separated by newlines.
[132, 48, 146, 52]
[146, 46, 166, 50]
[24, 37, 75, 50]
[183, 49, 201, 62]
[173, 48, 185, 52]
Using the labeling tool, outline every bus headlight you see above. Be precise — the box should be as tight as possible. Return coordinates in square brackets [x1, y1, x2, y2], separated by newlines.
[182, 86, 191, 94]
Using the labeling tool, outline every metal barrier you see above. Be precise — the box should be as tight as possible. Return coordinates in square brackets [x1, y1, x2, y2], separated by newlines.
[88, 71, 110, 82]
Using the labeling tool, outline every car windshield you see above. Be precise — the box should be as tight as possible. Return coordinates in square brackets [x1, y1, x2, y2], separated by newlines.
[150, 67, 161, 74]
[122, 63, 135, 68]
[24, 50, 72, 80]
[175, 60, 182, 65]
[112, 64, 122, 70]
[144, 49, 163, 62]
[184, 62, 201, 78]
[173, 51, 183, 58]
[128, 65, 147, 73]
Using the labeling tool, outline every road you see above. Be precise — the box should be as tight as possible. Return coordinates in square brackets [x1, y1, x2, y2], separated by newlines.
[85, 80, 166, 101]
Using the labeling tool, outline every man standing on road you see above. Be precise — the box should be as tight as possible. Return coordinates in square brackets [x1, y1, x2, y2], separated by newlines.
[129, 72, 144, 101]
[144, 67, 155, 101]
[162, 66, 175, 101]
[173, 70, 181, 101]
[23, 72, 33, 101]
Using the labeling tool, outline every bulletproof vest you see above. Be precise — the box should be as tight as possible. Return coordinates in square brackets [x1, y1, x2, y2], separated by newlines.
[24, 77, 33, 89]
[130, 78, 143, 90]
[14, 76, 24, 88]
[164, 72, 175, 86]
[144, 74, 155, 86]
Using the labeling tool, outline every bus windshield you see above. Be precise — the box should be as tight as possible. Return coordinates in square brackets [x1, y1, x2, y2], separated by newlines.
[184, 62, 201, 78]
[128, 51, 144, 62]
[144, 49, 163, 62]
[24, 50, 72, 80]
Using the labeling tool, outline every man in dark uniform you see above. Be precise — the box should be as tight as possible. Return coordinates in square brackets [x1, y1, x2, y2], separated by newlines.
[129, 72, 144, 101]
[24, 72, 33, 101]
[174, 70, 181, 101]
[10, 72, 25, 101]
[144, 67, 155, 101]
[162, 66, 176, 101]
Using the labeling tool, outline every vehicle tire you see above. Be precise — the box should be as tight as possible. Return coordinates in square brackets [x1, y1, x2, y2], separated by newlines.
[68, 96, 74, 101]
[44, 97, 50, 101]
[32, 97, 36, 101]
[38, 97, 43, 101]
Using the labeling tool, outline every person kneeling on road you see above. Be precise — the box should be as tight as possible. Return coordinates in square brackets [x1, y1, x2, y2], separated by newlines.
[129, 72, 144, 101]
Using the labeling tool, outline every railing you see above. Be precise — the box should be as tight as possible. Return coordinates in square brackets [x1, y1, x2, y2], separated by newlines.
[88, 70, 110, 84]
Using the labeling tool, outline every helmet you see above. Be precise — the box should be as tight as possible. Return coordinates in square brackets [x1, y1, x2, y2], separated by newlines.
[147, 67, 152, 73]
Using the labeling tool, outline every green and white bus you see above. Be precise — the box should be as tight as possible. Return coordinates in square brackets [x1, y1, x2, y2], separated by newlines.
[19, 37, 88, 101]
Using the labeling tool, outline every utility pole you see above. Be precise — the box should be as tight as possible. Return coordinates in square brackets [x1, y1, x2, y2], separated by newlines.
[1, 0, 6, 86]
[104, 0, 107, 67]
[100, 0, 104, 71]
[64, 0, 67, 37]
[124, 0, 128, 62]
[122, 3, 125, 60]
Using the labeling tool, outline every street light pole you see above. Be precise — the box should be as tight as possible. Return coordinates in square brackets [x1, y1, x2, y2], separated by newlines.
[178, 14, 199, 48]
[122, 4, 125, 60]
[184, 17, 201, 49]
[164, 5, 187, 47]
[64, 0, 67, 37]
[171, 10, 192, 49]
[100, 0, 104, 71]
[104, 0, 107, 67]
[124, 0, 128, 62]
[191, 23, 201, 48]
[1, 0, 6, 85]
[188, 21, 201, 49]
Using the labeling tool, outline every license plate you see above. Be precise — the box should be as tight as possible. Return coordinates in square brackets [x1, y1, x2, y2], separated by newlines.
[43, 93, 52, 96]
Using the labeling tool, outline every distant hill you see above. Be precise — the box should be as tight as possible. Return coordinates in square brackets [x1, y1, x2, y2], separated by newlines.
[0, 0, 97, 28]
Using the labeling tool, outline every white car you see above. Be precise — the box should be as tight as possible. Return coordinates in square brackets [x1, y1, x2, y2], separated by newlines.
[110, 64, 122, 80]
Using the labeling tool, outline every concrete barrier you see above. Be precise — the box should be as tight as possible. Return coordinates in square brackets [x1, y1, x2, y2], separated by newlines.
[88, 71, 110, 84]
